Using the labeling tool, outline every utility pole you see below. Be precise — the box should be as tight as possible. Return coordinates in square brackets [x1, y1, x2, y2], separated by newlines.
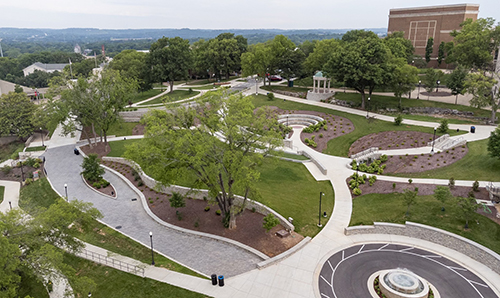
[0, 38, 3, 57]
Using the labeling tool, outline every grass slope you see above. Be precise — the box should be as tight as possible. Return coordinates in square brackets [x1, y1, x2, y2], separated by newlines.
[107, 122, 139, 137]
[19, 178, 204, 278]
[138, 90, 200, 106]
[0, 140, 24, 162]
[0, 185, 4, 204]
[350, 193, 500, 255]
[129, 89, 164, 104]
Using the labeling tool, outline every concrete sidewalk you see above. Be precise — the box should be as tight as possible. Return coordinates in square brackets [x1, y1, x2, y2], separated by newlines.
[0, 180, 20, 213]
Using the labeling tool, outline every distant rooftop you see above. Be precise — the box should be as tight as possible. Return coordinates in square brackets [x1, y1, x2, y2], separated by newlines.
[23, 62, 68, 72]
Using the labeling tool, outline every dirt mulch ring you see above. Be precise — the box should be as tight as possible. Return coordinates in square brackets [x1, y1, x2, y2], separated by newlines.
[80, 143, 111, 159]
[383, 145, 468, 174]
[84, 178, 117, 198]
[349, 179, 500, 225]
[350, 131, 435, 156]
[102, 160, 304, 257]
[132, 124, 145, 135]
[0, 163, 45, 182]
[262, 107, 354, 153]
[421, 91, 452, 97]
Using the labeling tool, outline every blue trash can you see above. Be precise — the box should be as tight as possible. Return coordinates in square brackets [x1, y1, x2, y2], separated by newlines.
[470, 126, 476, 133]
[218, 275, 224, 287]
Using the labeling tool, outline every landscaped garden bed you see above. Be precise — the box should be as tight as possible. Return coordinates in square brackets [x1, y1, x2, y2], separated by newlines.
[102, 160, 304, 257]
[349, 131, 436, 155]
[82, 176, 116, 198]
[0, 157, 44, 183]
[383, 146, 468, 173]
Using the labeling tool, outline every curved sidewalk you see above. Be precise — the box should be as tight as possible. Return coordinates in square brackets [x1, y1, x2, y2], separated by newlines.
[43, 144, 263, 278]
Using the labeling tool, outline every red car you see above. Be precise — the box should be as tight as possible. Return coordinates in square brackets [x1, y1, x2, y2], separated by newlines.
[268, 75, 283, 81]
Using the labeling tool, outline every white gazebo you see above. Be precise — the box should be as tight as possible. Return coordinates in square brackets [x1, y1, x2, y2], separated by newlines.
[306, 71, 335, 101]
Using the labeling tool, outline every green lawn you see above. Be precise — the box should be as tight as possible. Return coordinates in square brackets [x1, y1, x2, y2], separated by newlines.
[335, 92, 491, 118]
[0, 140, 24, 162]
[384, 113, 478, 124]
[108, 139, 334, 237]
[185, 76, 237, 86]
[350, 193, 500, 255]
[401, 140, 500, 181]
[19, 178, 204, 278]
[0, 186, 4, 204]
[280, 152, 310, 160]
[249, 94, 463, 157]
[129, 89, 164, 104]
[261, 85, 310, 93]
[64, 254, 208, 298]
[107, 122, 139, 137]
[138, 90, 200, 106]
[25, 146, 46, 152]
[179, 85, 220, 90]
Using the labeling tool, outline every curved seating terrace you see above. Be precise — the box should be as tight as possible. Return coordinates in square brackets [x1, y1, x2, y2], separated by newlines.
[278, 114, 324, 126]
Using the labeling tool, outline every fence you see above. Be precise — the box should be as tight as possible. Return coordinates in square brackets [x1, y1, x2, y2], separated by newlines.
[79, 248, 145, 277]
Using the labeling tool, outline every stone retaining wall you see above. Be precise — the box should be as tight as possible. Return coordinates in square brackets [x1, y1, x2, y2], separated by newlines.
[102, 156, 295, 232]
[345, 221, 500, 275]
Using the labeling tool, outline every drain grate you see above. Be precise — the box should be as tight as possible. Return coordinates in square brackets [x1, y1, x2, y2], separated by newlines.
[131, 198, 137, 201]
[115, 226, 122, 229]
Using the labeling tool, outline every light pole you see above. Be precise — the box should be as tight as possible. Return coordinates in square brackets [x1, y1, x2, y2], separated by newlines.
[366, 97, 371, 118]
[286, 115, 289, 127]
[149, 231, 155, 265]
[64, 183, 68, 201]
[9, 201, 12, 210]
[417, 81, 421, 99]
[356, 161, 359, 176]
[255, 77, 258, 95]
[431, 127, 437, 153]
[318, 192, 324, 227]
[436, 80, 440, 93]
[20, 161, 24, 182]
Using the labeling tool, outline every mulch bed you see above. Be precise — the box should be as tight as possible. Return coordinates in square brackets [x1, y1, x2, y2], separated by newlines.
[0, 162, 45, 182]
[383, 146, 468, 174]
[349, 179, 500, 225]
[80, 143, 111, 159]
[84, 178, 116, 198]
[102, 160, 304, 257]
[263, 107, 354, 153]
[350, 131, 436, 156]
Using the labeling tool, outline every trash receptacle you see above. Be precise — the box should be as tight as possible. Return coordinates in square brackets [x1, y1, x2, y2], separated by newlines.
[211, 274, 217, 286]
[288, 80, 294, 87]
[470, 126, 476, 133]
[218, 275, 224, 287]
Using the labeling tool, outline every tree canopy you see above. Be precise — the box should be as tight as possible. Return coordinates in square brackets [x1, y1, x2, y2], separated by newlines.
[125, 90, 283, 229]
[0, 92, 37, 139]
[109, 49, 151, 91]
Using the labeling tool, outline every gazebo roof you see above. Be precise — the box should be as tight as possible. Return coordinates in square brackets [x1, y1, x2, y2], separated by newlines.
[314, 71, 324, 78]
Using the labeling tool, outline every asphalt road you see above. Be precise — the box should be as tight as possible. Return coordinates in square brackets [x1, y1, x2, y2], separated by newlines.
[319, 243, 498, 298]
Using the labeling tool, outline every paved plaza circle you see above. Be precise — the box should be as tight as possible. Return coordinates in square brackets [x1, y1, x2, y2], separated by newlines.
[318, 243, 498, 298]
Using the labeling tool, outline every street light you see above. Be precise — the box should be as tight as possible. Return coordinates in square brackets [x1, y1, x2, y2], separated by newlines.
[9, 201, 12, 210]
[436, 80, 440, 93]
[431, 127, 437, 153]
[318, 192, 324, 227]
[88, 293, 92, 298]
[20, 161, 24, 182]
[417, 80, 421, 99]
[64, 183, 68, 200]
[149, 231, 155, 265]
[255, 77, 259, 95]
[366, 97, 371, 118]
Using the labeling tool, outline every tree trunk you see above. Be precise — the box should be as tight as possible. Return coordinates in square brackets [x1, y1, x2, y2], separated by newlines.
[169, 81, 174, 93]
[491, 108, 496, 124]
[228, 207, 237, 229]
[91, 123, 97, 145]
[360, 91, 366, 110]
[455, 94, 459, 105]
[83, 129, 93, 148]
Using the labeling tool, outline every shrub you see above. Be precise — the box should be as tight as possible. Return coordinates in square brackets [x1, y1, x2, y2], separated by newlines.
[137, 180, 144, 187]
[448, 177, 455, 188]
[93, 181, 101, 188]
[311, 135, 315, 141]
[369, 175, 377, 186]
[169, 192, 186, 209]
[353, 188, 362, 196]
[215, 210, 221, 216]
[194, 220, 199, 227]
[251, 207, 256, 213]
[438, 119, 449, 133]
[324, 125, 328, 131]
[33, 162, 40, 168]
[267, 92, 275, 100]
[24, 178, 33, 185]
[203, 196, 208, 201]
[263, 213, 280, 232]
[204, 206, 210, 212]
[408, 178, 413, 184]
[472, 180, 479, 192]
[319, 133, 323, 138]
[392, 183, 396, 190]
[394, 115, 403, 126]
[1, 166, 12, 174]
[380, 155, 388, 162]
[81, 154, 105, 182]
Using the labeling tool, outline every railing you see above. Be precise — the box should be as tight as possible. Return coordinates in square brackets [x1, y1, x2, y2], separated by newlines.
[351, 147, 379, 160]
[427, 134, 449, 147]
[79, 248, 145, 277]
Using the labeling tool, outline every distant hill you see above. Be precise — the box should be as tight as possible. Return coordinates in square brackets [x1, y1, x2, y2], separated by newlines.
[0, 27, 387, 43]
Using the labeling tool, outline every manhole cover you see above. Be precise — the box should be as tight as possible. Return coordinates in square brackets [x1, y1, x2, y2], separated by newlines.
[115, 226, 122, 229]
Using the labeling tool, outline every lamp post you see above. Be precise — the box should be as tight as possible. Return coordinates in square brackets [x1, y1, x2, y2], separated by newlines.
[318, 192, 324, 227]
[64, 183, 68, 201]
[366, 97, 371, 118]
[356, 161, 359, 176]
[431, 127, 437, 153]
[20, 161, 24, 182]
[255, 77, 258, 95]
[149, 231, 155, 265]
[286, 115, 289, 127]
[9, 201, 12, 210]
[436, 80, 440, 93]
[417, 81, 421, 99]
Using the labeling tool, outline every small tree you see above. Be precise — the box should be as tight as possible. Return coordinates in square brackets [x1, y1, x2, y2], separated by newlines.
[434, 185, 452, 211]
[438, 119, 449, 133]
[169, 191, 186, 215]
[81, 153, 105, 182]
[403, 188, 418, 217]
[448, 177, 455, 188]
[422, 68, 443, 96]
[425, 37, 434, 63]
[487, 125, 500, 159]
[437, 42, 446, 65]
[458, 196, 478, 229]
[446, 66, 468, 105]
[472, 180, 480, 192]
[14, 84, 23, 93]
[394, 115, 403, 126]
[263, 213, 280, 232]
[267, 92, 275, 101]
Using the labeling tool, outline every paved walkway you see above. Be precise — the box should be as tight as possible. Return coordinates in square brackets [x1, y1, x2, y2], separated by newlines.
[43, 145, 262, 278]
[0, 180, 20, 213]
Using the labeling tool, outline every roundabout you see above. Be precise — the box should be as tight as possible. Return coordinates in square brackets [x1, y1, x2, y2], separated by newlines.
[318, 243, 498, 298]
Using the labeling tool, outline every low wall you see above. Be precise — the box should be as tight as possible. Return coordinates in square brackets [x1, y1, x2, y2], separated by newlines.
[0, 136, 18, 146]
[345, 221, 500, 275]
[306, 91, 335, 102]
[298, 150, 327, 175]
[102, 156, 295, 232]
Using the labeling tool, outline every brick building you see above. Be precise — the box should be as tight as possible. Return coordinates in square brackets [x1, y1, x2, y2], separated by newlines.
[388, 4, 479, 67]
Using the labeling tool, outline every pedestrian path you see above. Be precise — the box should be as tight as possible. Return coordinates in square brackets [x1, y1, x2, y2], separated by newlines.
[0, 180, 20, 213]
[43, 144, 262, 278]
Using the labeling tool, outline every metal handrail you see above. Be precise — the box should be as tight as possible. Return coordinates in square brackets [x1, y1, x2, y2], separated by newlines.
[79, 248, 145, 277]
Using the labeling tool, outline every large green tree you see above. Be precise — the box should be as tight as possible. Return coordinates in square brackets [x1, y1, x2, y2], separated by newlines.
[389, 59, 419, 108]
[325, 35, 392, 109]
[109, 49, 151, 91]
[125, 91, 283, 229]
[0, 199, 101, 297]
[446, 65, 468, 104]
[487, 125, 500, 159]
[0, 92, 37, 139]
[149, 37, 192, 92]
[384, 32, 415, 63]
[241, 43, 273, 85]
[303, 39, 340, 75]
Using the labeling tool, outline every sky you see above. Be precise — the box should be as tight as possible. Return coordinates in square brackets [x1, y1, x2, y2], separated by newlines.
[1, 0, 499, 30]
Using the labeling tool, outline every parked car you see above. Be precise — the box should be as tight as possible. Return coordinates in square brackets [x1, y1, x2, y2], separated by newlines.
[269, 75, 283, 81]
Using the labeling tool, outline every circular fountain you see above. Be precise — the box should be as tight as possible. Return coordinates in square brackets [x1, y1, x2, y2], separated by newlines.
[379, 270, 430, 298]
